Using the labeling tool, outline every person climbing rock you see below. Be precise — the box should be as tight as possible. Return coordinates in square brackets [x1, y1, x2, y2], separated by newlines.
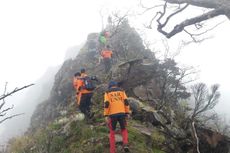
[101, 45, 113, 73]
[73, 72, 81, 105]
[104, 81, 130, 153]
[98, 30, 110, 49]
[77, 68, 95, 119]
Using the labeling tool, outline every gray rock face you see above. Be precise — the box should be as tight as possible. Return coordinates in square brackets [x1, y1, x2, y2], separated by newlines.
[30, 21, 155, 129]
[111, 59, 158, 90]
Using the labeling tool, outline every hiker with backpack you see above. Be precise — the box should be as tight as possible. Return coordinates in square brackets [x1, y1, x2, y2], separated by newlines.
[73, 72, 82, 105]
[101, 45, 113, 73]
[76, 68, 96, 119]
[104, 81, 130, 153]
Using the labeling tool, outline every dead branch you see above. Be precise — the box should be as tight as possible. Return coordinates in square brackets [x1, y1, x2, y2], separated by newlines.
[109, 12, 129, 38]
[0, 83, 34, 124]
[0, 113, 24, 124]
[182, 20, 225, 42]
[157, 8, 225, 38]
[0, 105, 14, 116]
[139, 0, 163, 15]
[0, 84, 34, 101]
[164, 0, 230, 11]
[158, 3, 189, 29]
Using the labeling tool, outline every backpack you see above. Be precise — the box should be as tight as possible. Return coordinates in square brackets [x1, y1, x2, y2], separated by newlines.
[82, 76, 96, 91]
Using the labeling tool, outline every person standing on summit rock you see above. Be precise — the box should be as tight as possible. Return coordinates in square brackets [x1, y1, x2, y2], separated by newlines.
[104, 81, 130, 153]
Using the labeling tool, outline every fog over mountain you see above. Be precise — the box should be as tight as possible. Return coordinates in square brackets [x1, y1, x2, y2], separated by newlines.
[0, 45, 80, 145]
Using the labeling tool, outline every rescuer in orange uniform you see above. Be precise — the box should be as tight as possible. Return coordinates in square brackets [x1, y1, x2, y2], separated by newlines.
[104, 81, 130, 153]
[76, 68, 94, 119]
[101, 45, 113, 73]
[73, 72, 81, 105]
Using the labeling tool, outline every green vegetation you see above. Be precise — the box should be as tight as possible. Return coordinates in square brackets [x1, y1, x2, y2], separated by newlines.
[8, 116, 166, 153]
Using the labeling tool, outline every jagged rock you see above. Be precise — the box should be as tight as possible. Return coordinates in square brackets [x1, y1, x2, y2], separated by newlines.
[109, 21, 155, 61]
[197, 127, 230, 153]
[128, 97, 144, 113]
[132, 123, 154, 137]
[128, 97, 169, 126]
[111, 60, 158, 91]
[132, 79, 161, 102]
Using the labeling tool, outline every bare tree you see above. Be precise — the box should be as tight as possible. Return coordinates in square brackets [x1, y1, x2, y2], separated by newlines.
[0, 83, 34, 124]
[191, 83, 220, 119]
[107, 11, 130, 38]
[190, 83, 220, 153]
[140, 0, 229, 40]
[154, 40, 198, 110]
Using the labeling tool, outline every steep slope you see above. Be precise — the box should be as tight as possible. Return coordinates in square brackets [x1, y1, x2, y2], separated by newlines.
[7, 21, 230, 153]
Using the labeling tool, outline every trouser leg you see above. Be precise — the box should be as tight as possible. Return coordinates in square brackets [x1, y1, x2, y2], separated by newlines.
[79, 93, 93, 118]
[104, 58, 111, 73]
[109, 118, 117, 153]
[121, 129, 128, 145]
[79, 94, 87, 115]
[118, 117, 128, 145]
[85, 93, 93, 117]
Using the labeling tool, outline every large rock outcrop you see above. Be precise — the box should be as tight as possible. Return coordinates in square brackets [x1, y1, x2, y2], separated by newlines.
[27, 21, 230, 153]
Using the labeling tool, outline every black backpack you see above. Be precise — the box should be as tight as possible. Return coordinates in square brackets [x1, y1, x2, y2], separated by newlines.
[82, 76, 96, 91]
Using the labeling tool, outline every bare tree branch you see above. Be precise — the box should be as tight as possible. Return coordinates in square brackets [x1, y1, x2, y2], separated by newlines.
[157, 8, 225, 38]
[158, 3, 189, 29]
[182, 20, 225, 42]
[0, 83, 34, 124]
[0, 113, 24, 124]
[109, 11, 129, 38]
[164, 0, 230, 11]
[140, 0, 228, 39]
[0, 105, 14, 116]
[139, 0, 163, 15]
[0, 84, 34, 101]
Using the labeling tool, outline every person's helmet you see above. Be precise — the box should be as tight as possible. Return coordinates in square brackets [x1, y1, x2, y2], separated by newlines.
[80, 68, 85, 73]
[74, 72, 81, 77]
[108, 81, 118, 89]
[106, 45, 110, 49]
